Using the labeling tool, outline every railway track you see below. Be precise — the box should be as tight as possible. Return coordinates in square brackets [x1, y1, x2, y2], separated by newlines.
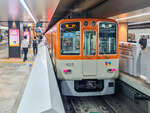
[62, 95, 145, 113]
[63, 96, 117, 113]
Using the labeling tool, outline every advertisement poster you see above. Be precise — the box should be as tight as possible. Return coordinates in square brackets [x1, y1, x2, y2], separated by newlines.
[9, 29, 19, 47]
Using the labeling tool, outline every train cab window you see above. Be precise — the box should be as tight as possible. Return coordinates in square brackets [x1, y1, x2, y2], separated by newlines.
[60, 22, 80, 55]
[99, 22, 117, 54]
[83, 30, 96, 56]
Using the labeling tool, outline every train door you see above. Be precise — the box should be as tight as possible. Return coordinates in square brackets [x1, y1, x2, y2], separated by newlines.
[82, 30, 97, 76]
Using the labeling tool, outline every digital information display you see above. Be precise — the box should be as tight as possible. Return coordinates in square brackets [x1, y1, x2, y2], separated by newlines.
[61, 22, 80, 31]
[63, 33, 74, 38]
[9, 29, 19, 47]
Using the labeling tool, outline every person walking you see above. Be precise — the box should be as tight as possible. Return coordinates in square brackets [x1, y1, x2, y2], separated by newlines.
[21, 36, 29, 62]
[32, 37, 38, 56]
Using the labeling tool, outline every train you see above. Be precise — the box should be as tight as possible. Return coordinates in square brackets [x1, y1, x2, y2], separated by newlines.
[45, 18, 119, 96]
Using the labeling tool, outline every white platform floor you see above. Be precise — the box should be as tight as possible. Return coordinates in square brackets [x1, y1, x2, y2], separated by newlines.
[120, 72, 150, 97]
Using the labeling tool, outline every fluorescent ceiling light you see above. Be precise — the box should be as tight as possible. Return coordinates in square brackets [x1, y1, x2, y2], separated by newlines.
[128, 21, 150, 25]
[20, 0, 37, 23]
[116, 12, 150, 21]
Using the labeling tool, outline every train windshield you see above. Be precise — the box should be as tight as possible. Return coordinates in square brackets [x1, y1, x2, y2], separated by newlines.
[99, 22, 117, 54]
[83, 30, 96, 56]
[60, 22, 80, 55]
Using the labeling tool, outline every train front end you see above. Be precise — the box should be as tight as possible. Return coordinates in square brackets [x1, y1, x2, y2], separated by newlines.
[55, 19, 119, 96]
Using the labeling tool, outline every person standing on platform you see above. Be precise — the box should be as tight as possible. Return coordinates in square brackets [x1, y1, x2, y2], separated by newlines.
[32, 37, 38, 56]
[139, 36, 147, 50]
[21, 36, 29, 62]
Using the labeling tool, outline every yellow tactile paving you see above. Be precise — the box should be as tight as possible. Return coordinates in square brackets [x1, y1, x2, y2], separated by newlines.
[0, 47, 35, 64]
[0, 58, 33, 64]
[28, 48, 33, 54]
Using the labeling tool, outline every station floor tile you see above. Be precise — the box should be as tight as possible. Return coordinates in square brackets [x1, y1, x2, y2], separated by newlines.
[0, 42, 35, 113]
[0, 63, 32, 113]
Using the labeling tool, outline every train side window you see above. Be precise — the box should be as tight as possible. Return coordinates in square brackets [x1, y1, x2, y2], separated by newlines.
[99, 22, 117, 54]
[60, 22, 80, 55]
[83, 30, 96, 56]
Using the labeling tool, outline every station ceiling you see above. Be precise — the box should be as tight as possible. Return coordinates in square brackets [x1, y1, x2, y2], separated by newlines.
[0, 0, 60, 27]
[111, 7, 150, 23]
[0, 0, 150, 30]
[46, 0, 150, 31]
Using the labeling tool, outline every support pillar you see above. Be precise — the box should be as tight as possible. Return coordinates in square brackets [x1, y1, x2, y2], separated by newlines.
[119, 23, 128, 42]
[8, 21, 21, 58]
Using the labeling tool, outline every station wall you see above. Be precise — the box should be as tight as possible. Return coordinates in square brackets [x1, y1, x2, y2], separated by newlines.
[119, 23, 127, 42]
[128, 29, 150, 42]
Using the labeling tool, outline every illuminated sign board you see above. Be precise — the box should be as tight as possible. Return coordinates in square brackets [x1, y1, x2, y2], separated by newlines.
[9, 29, 19, 47]
[65, 24, 76, 29]
[61, 22, 80, 31]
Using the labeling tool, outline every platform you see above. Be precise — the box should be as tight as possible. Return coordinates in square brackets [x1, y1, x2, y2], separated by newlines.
[119, 72, 150, 97]
[0, 39, 34, 63]
[0, 40, 34, 113]
[0, 39, 8, 50]
[0, 63, 32, 113]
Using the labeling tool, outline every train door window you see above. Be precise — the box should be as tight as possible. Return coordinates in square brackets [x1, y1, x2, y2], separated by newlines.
[83, 30, 96, 56]
[99, 22, 117, 54]
[60, 22, 80, 55]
